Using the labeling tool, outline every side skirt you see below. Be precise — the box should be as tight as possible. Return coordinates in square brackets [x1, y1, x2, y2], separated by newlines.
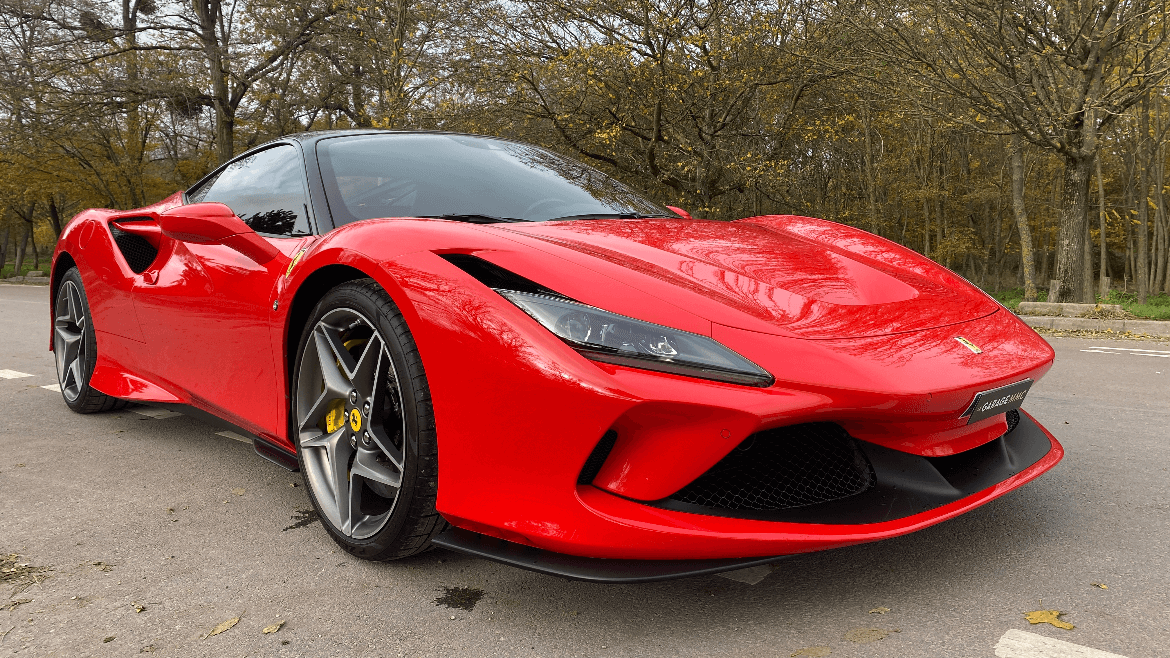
[143, 402, 299, 472]
[431, 527, 787, 584]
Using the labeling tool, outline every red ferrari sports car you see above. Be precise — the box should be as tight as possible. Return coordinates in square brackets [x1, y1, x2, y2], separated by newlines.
[50, 130, 1062, 582]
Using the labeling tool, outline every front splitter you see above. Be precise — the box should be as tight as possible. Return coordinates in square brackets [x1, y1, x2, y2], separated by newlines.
[431, 527, 788, 583]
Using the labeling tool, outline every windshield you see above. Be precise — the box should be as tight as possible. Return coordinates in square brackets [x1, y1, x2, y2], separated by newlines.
[316, 133, 675, 225]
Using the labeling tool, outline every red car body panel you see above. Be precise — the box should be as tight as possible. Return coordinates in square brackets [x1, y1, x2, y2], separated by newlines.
[50, 135, 1062, 565]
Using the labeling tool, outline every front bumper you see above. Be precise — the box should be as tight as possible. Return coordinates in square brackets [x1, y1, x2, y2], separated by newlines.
[438, 410, 1062, 567]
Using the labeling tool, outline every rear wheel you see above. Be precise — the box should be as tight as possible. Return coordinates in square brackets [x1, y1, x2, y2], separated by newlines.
[53, 267, 126, 413]
[292, 279, 446, 559]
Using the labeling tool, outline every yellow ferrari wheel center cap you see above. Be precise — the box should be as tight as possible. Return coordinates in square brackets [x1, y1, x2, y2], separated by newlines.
[349, 408, 363, 433]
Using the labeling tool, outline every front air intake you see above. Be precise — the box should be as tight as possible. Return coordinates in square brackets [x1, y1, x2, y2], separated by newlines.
[668, 423, 875, 512]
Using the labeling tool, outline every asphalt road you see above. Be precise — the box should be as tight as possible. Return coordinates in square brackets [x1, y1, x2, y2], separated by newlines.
[1, 282, 1168, 657]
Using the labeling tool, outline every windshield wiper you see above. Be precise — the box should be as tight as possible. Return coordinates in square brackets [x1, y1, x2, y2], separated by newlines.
[421, 214, 527, 224]
[545, 213, 661, 222]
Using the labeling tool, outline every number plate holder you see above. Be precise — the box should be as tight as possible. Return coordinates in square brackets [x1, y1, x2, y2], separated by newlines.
[961, 379, 1033, 425]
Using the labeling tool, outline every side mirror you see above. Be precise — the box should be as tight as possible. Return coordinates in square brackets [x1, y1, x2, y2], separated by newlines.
[160, 203, 281, 265]
[666, 205, 693, 220]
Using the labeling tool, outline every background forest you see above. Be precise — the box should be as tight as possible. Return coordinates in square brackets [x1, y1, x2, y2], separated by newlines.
[3, 0, 1170, 308]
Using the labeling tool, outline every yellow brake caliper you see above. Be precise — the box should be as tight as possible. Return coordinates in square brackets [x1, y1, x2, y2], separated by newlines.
[325, 400, 347, 433]
[323, 338, 369, 434]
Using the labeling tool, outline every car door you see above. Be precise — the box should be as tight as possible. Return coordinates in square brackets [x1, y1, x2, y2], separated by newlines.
[132, 144, 315, 436]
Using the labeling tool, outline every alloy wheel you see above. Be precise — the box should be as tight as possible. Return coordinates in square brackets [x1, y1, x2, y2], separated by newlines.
[54, 280, 87, 402]
[295, 307, 407, 540]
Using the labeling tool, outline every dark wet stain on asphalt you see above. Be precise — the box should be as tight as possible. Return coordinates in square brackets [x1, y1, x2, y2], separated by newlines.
[282, 508, 319, 531]
[434, 586, 484, 611]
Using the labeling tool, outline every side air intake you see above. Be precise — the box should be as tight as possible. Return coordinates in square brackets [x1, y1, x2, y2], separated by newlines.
[109, 223, 158, 273]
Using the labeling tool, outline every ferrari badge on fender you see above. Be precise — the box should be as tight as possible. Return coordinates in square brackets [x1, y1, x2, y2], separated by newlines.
[955, 336, 983, 354]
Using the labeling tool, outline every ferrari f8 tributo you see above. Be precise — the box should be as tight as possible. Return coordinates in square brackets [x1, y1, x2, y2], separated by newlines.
[49, 130, 1062, 582]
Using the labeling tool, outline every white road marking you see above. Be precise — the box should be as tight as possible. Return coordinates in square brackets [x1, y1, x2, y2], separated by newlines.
[0, 369, 34, 379]
[1083, 346, 1170, 357]
[132, 407, 183, 419]
[0, 297, 47, 303]
[215, 431, 252, 444]
[40, 383, 60, 391]
[717, 564, 772, 585]
[994, 629, 1128, 658]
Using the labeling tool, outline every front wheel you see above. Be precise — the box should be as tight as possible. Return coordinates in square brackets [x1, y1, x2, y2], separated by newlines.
[292, 279, 446, 560]
[53, 267, 126, 413]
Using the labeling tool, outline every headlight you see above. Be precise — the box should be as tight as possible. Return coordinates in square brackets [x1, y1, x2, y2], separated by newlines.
[497, 290, 774, 387]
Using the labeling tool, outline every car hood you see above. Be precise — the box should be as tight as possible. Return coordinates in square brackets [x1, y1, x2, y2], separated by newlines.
[498, 217, 999, 339]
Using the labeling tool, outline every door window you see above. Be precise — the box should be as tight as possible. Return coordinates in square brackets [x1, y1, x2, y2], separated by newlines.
[188, 145, 312, 236]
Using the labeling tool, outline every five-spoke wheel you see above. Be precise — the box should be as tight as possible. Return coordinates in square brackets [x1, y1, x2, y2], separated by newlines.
[54, 278, 88, 403]
[52, 268, 126, 413]
[293, 279, 444, 559]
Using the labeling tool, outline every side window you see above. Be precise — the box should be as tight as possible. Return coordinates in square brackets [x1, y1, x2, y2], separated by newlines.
[188, 145, 311, 236]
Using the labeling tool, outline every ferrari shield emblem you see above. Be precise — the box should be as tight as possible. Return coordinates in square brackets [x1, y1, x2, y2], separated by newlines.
[954, 337, 983, 354]
[349, 408, 363, 433]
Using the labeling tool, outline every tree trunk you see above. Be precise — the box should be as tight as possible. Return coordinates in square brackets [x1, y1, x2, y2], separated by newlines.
[922, 197, 930, 256]
[1083, 209, 1093, 301]
[1010, 135, 1037, 301]
[1138, 93, 1150, 303]
[0, 226, 8, 273]
[194, 0, 235, 165]
[1053, 155, 1094, 303]
[1155, 141, 1167, 295]
[1097, 154, 1109, 297]
[13, 222, 30, 276]
[48, 196, 63, 238]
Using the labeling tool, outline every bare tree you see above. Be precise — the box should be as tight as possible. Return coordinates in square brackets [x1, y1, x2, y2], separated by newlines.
[863, 0, 1170, 301]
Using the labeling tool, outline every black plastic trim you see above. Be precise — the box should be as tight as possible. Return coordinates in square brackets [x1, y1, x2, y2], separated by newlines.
[652, 412, 1053, 525]
[578, 430, 619, 485]
[431, 527, 787, 583]
[439, 253, 567, 298]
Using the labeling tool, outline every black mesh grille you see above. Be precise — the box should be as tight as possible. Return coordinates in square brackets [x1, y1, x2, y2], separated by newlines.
[668, 423, 875, 511]
[1005, 408, 1020, 434]
[109, 224, 158, 273]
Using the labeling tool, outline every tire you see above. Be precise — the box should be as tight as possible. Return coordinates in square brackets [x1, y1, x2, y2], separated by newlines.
[53, 267, 127, 413]
[291, 278, 447, 560]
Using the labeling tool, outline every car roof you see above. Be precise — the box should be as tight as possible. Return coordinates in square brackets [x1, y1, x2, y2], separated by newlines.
[275, 129, 500, 148]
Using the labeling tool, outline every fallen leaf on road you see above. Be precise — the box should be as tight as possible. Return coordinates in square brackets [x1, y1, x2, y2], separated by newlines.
[91, 561, 114, 572]
[844, 628, 889, 643]
[791, 646, 831, 657]
[1024, 610, 1074, 629]
[232, 488, 245, 496]
[133, 602, 146, 613]
[868, 607, 890, 614]
[262, 620, 285, 634]
[1091, 582, 1108, 589]
[103, 636, 115, 643]
[203, 615, 241, 639]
